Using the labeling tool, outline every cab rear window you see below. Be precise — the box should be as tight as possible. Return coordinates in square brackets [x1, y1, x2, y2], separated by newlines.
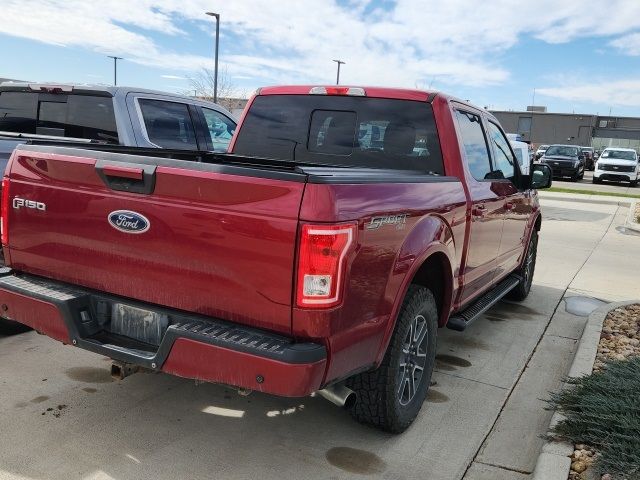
[0, 91, 118, 143]
[233, 95, 444, 174]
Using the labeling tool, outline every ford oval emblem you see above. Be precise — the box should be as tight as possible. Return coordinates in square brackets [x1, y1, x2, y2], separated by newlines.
[108, 210, 150, 234]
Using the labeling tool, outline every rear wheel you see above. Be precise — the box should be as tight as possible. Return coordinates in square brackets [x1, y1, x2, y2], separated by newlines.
[508, 230, 538, 301]
[346, 286, 437, 433]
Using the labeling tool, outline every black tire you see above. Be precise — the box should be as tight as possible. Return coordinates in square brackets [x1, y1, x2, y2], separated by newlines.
[508, 230, 538, 301]
[0, 318, 31, 335]
[346, 285, 437, 433]
[578, 171, 584, 180]
[630, 180, 638, 187]
[592, 177, 601, 184]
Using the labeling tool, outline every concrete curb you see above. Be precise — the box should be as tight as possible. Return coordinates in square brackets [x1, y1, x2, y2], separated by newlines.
[531, 300, 640, 480]
[539, 191, 634, 207]
[625, 199, 640, 233]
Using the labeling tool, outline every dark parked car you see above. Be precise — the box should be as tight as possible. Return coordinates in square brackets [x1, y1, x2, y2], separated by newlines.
[540, 144, 585, 181]
[581, 147, 595, 170]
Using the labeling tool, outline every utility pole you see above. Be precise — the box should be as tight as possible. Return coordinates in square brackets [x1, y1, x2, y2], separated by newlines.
[107, 56, 123, 86]
[531, 87, 536, 106]
[333, 59, 345, 85]
[206, 12, 220, 103]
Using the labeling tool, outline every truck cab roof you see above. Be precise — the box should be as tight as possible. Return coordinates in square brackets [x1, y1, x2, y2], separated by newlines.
[254, 85, 499, 124]
[0, 82, 225, 110]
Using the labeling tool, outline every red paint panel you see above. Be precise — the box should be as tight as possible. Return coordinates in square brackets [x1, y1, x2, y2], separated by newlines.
[0, 289, 69, 343]
[161, 338, 326, 397]
[295, 180, 466, 382]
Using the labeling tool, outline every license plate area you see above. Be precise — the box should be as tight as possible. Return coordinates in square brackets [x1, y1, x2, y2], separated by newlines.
[108, 303, 168, 346]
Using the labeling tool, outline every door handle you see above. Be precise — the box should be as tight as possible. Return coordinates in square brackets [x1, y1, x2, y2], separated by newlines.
[102, 165, 144, 180]
[95, 160, 156, 194]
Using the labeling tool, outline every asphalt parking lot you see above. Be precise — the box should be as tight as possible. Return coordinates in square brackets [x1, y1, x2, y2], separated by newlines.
[1, 195, 638, 480]
[554, 169, 638, 194]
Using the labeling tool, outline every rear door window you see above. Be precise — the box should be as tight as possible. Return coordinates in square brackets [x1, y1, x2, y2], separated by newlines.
[139, 99, 198, 150]
[233, 95, 444, 174]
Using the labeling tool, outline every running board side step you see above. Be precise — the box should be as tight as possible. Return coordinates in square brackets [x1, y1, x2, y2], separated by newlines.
[447, 274, 521, 332]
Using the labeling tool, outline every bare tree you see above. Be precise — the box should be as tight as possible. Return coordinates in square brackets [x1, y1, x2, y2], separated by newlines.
[187, 67, 247, 110]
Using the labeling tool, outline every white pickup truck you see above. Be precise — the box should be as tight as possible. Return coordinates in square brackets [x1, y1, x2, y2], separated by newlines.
[593, 147, 639, 186]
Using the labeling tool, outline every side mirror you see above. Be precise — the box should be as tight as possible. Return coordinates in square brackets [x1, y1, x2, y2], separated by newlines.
[531, 163, 552, 189]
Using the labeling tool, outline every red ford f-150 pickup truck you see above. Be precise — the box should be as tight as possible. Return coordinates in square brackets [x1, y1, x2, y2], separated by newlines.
[0, 85, 552, 432]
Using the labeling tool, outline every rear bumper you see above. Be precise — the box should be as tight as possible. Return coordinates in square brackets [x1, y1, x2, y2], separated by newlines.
[0, 271, 327, 397]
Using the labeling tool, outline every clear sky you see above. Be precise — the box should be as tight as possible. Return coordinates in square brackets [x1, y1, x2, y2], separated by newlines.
[2, 0, 640, 116]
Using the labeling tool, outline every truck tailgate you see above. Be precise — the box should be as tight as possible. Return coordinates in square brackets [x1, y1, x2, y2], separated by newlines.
[3, 147, 306, 335]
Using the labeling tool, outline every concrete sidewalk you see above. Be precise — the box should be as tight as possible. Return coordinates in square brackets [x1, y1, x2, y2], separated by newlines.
[464, 197, 640, 479]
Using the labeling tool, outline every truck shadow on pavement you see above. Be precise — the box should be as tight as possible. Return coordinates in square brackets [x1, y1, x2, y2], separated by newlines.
[0, 283, 578, 480]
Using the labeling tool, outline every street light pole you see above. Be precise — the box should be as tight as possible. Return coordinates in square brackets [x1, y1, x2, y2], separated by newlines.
[107, 56, 123, 86]
[206, 12, 220, 103]
[333, 59, 345, 85]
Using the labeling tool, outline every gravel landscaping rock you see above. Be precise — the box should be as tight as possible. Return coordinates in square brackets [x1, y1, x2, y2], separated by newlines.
[568, 304, 640, 480]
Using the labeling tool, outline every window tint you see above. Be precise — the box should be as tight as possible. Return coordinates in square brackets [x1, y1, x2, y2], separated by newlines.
[0, 92, 118, 142]
[201, 107, 236, 152]
[139, 99, 198, 150]
[233, 95, 444, 174]
[513, 147, 524, 164]
[454, 110, 492, 181]
[517, 116, 532, 134]
[487, 122, 515, 181]
[38, 101, 66, 127]
[0, 92, 37, 133]
[309, 110, 356, 155]
[545, 145, 579, 157]
[601, 149, 636, 160]
[66, 96, 118, 142]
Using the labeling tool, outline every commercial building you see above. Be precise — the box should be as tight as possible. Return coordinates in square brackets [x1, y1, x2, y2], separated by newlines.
[490, 107, 640, 151]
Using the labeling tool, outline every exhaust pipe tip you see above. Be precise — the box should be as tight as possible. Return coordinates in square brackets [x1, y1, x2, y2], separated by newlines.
[317, 384, 357, 409]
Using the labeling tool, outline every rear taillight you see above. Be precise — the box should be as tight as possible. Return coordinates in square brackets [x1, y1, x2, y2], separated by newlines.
[296, 223, 356, 308]
[1, 177, 9, 246]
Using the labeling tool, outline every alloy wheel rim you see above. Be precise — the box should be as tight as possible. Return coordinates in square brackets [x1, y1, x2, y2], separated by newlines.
[397, 314, 429, 406]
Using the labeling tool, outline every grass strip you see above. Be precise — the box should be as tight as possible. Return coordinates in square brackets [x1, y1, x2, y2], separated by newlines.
[548, 357, 640, 478]
[545, 187, 640, 199]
